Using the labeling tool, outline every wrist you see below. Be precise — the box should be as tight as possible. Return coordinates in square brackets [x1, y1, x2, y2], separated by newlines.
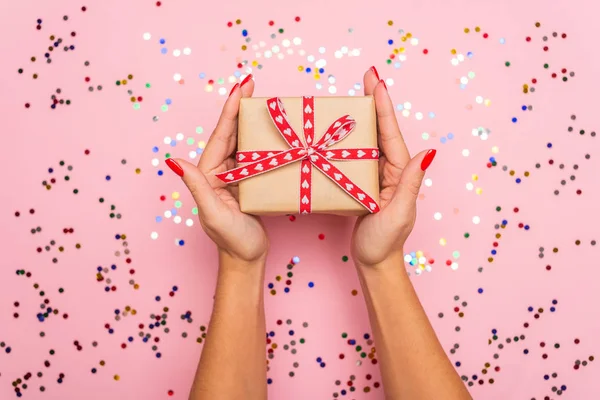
[218, 249, 267, 271]
[354, 250, 405, 271]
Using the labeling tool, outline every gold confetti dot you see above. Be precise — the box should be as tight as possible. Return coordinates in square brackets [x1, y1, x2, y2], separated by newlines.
[475, 26, 481, 32]
[236, 19, 241, 24]
[535, 22, 541, 27]
[241, 45, 247, 51]
[509, 170, 515, 176]
[121, 80, 127, 85]
[451, 49, 457, 54]
[524, 171, 530, 177]
[351, 289, 358, 296]
[387, 20, 393, 26]
[133, 284, 140, 290]
[100, 360, 105, 366]
[464, 28, 470, 33]
[127, 74, 133, 80]
[114, 375, 120, 381]
[135, 168, 141, 174]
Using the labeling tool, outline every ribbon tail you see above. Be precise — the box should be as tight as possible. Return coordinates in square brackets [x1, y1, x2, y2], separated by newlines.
[216, 148, 305, 184]
[299, 159, 312, 214]
[311, 153, 380, 213]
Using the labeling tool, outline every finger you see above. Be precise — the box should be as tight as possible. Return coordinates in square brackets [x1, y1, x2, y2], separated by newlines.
[387, 149, 436, 214]
[363, 66, 380, 96]
[373, 81, 411, 166]
[166, 158, 223, 219]
[199, 74, 254, 172]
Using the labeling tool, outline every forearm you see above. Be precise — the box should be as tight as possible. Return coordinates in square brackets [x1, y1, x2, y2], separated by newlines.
[189, 252, 267, 400]
[357, 253, 471, 400]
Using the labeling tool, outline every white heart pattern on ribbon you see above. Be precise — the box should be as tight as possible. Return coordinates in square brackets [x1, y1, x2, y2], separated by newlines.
[334, 173, 343, 181]
[238, 154, 246, 161]
[269, 158, 278, 166]
[252, 152, 261, 160]
[301, 180, 310, 189]
[301, 195, 310, 204]
[357, 150, 366, 158]
[284, 153, 293, 161]
[240, 168, 249, 176]
[255, 163, 263, 171]
[275, 115, 283, 124]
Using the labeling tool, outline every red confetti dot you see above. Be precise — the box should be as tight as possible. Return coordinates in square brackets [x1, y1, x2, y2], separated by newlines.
[156, 1, 161, 6]
[30, 209, 35, 214]
[374, 382, 380, 388]
[548, 159, 554, 165]
[513, 207, 519, 212]
[574, 364, 580, 370]
[36, 25, 41, 30]
[14, 313, 19, 318]
[483, 33, 488, 38]
[542, 354, 548, 359]
[289, 215, 296, 221]
[526, 37, 531, 42]
[15, 211, 20, 217]
[576, 189, 582, 195]
[208, 79, 214, 85]
[276, 320, 282, 325]
[227, 22, 233, 27]
[454, 307, 460, 312]
[85, 149, 90, 155]
[268, 21, 274, 26]
[347, 381, 353, 387]
[561, 68, 567, 74]
[81, 6, 87, 12]
[540, 342, 545, 347]
[121, 343, 126, 349]
[518, 223, 524, 228]
[486, 162, 492, 168]
[71, 32, 76, 37]
[446, 260, 452, 266]
[25, 103, 30, 108]
[237, 63, 243, 68]
[154, 337, 160, 343]
[543, 46, 549, 51]
[532, 78, 537, 84]
[168, 391, 174, 396]
[137, 96, 143, 102]
[139, 324, 144, 329]
[524, 322, 529, 328]
[295, 16, 300, 22]
[339, 353, 345, 359]
[562, 33, 567, 38]
[366, 374, 372, 380]
[111, 286, 116, 291]
[14, 302, 19, 307]
[493, 242, 498, 247]
[63, 314, 69, 319]
[546, 265, 551, 271]
[423, 49, 428, 54]
[37, 247, 42, 253]
[552, 73, 557, 78]
[575, 338, 580, 344]
[318, 233, 325, 240]
[169, 291, 175, 297]
[126, 258, 131, 264]
[160, 195, 166, 201]
[285, 280, 291, 285]
[372, 359, 378, 365]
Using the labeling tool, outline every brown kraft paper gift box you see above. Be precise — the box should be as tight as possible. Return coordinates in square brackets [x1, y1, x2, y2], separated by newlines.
[237, 96, 379, 216]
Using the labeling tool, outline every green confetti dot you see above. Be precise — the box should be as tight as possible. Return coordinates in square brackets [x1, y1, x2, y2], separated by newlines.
[110, 213, 115, 218]
[196, 126, 204, 134]
[59, 161, 65, 166]
[18, 68, 23, 74]
[562, 77, 568, 82]
[287, 272, 293, 278]
[464, 233, 470, 238]
[493, 335, 498, 340]
[110, 205, 116, 210]
[161, 105, 168, 112]
[360, 352, 367, 358]
[165, 153, 171, 159]
[187, 138, 195, 145]
[174, 201, 182, 208]
[116, 80, 121, 86]
[278, 28, 284, 34]
[342, 255, 348, 262]
[66, 100, 71, 105]
[40, 291, 45, 296]
[356, 345, 362, 352]
[468, 71, 475, 79]
[145, 82, 151, 88]
[496, 206, 501, 211]
[64, 175, 70, 181]
[452, 251, 460, 259]
[342, 332, 348, 339]
[49, 349, 55, 355]
[133, 103, 140, 110]
[192, 207, 198, 215]
[505, 61, 510, 67]
[299, 338, 305, 344]
[99, 197, 104, 203]
[58, 288, 64, 293]
[386, 59, 392, 64]
[73, 189, 79, 194]
[555, 343, 560, 349]
[544, 63, 549, 69]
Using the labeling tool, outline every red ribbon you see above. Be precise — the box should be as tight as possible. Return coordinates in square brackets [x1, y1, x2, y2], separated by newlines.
[216, 97, 380, 214]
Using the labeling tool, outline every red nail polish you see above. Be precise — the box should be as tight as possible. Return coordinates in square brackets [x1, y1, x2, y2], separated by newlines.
[370, 66, 380, 81]
[240, 73, 253, 87]
[165, 158, 184, 177]
[421, 149, 437, 171]
[228, 83, 239, 97]
[379, 79, 387, 90]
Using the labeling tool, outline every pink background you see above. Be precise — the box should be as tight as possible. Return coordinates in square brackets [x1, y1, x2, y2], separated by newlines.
[2, 0, 600, 398]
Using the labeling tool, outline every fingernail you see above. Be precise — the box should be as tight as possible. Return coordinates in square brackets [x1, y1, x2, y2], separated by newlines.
[165, 158, 184, 177]
[240, 73, 253, 87]
[370, 66, 380, 81]
[228, 83, 239, 97]
[379, 79, 387, 90]
[421, 149, 437, 171]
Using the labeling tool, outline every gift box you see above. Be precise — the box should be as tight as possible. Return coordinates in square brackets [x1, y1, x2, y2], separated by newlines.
[216, 96, 380, 216]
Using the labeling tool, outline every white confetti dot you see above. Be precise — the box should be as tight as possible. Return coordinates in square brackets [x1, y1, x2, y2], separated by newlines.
[351, 49, 360, 56]
[173, 73, 182, 81]
[143, 32, 151, 40]
[282, 39, 291, 47]
[341, 46, 348, 54]
[164, 210, 172, 218]
[185, 219, 194, 227]
[292, 37, 302, 45]
[188, 151, 197, 159]
[316, 59, 327, 68]
[476, 96, 483, 104]
[151, 158, 159, 167]
[462, 149, 470, 157]
[174, 216, 182, 224]
[424, 178, 432, 187]
[328, 76, 336, 84]
[328, 86, 337, 94]
[307, 55, 315, 63]
[353, 83, 362, 90]
[466, 182, 474, 191]
[385, 78, 394, 87]
[315, 83, 322, 90]
[272, 45, 280, 54]
[334, 50, 343, 58]
[425, 265, 432, 272]
[434, 212, 442, 220]
[218, 87, 227, 96]
[480, 132, 489, 141]
[451, 58, 459, 66]
[173, 49, 181, 57]
[410, 38, 419, 46]
[348, 89, 356, 96]
[415, 112, 423, 120]
[451, 262, 459, 270]
[402, 110, 410, 118]
[183, 47, 191, 55]
[418, 256, 426, 264]
[415, 269, 422, 275]
[472, 216, 481, 224]
[318, 46, 326, 54]
[176, 132, 184, 141]
[150, 232, 158, 240]
[264, 51, 272, 58]
[163, 136, 171, 144]
[403, 102, 412, 110]
[277, 53, 284, 60]
[460, 77, 468, 85]
[422, 132, 430, 140]
[404, 255, 412, 262]
[457, 54, 465, 62]
[298, 50, 305, 56]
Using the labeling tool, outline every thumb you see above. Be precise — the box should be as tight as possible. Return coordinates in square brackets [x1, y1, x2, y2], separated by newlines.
[165, 158, 221, 217]
[388, 149, 436, 210]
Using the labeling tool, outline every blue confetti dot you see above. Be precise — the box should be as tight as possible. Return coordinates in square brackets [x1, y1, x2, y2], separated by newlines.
[159, 38, 166, 44]
[477, 288, 483, 294]
[522, 105, 527, 111]
[306, 68, 312, 73]
[108, 329, 114, 334]
[158, 170, 164, 176]
[128, 337, 134, 342]
[267, 378, 273, 384]
[284, 287, 290, 293]
[544, 375, 549, 380]
[170, 140, 177, 147]
[172, 286, 178, 291]
[171, 208, 177, 215]
[104, 287, 110, 292]
[92, 368, 97, 373]
[105, 175, 111, 181]
[155, 296, 161, 301]
[396, 104, 404, 111]
[552, 299, 558, 304]
[111, 264, 116, 270]
[308, 282, 314, 288]
[502, 220, 508, 225]
[388, 39, 394, 45]
[550, 307, 556, 312]
[115, 234, 121, 239]
[490, 157, 496, 162]
[561, 385, 567, 391]
[472, 375, 478, 380]
[341, 390, 347, 395]
[292, 256, 300, 264]
[440, 137, 447, 144]
[156, 216, 162, 223]
[320, 362, 326, 368]
[268, 283, 274, 289]
[166, 98, 172, 105]
[70, 45, 75, 50]
[467, 52, 474, 58]
[447, 133, 454, 140]
[491, 250, 497, 255]
[318, 68, 324, 74]
[524, 225, 530, 230]
[455, 361, 461, 367]
[289, 330, 294, 336]
[199, 72, 206, 79]
[51, 104, 56, 109]
[349, 339, 356, 345]
[242, 29, 248, 37]
[524, 349, 529, 354]
[492, 329, 497, 334]
[152, 146, 159, 153]
[5, 347, 11, 353]
[143, 337, 149, 342]
[528, 306, 534, 312]
[37, 19, 42, 24]
[394, 62, 401, 69]
[428, 112, 436, 119]
[512, 117, 517, 123]
[269, 331, 275, 337]
[115, 309, 120, 314]
[516, 178, 522, 183]
[364, 333, 370, 339]
[178, 240, 185, 246]
[97, 266, 102, 272]
[161, 48, 167, 54]
[156, 352, 162, 358]
[547, 143, 553, 148]
[48, 168, 53, 173]
[316, 357, 322, 363]
[500, 38, 506, 44]
[459, 83, 467, 90]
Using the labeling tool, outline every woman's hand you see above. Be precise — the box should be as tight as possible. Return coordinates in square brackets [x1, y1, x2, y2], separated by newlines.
[165, 75, 269, 264]
[351, 67, 436, 267]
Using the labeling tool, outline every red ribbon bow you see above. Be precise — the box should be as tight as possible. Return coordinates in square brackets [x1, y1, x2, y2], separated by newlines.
[216, 97, 380, 214]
